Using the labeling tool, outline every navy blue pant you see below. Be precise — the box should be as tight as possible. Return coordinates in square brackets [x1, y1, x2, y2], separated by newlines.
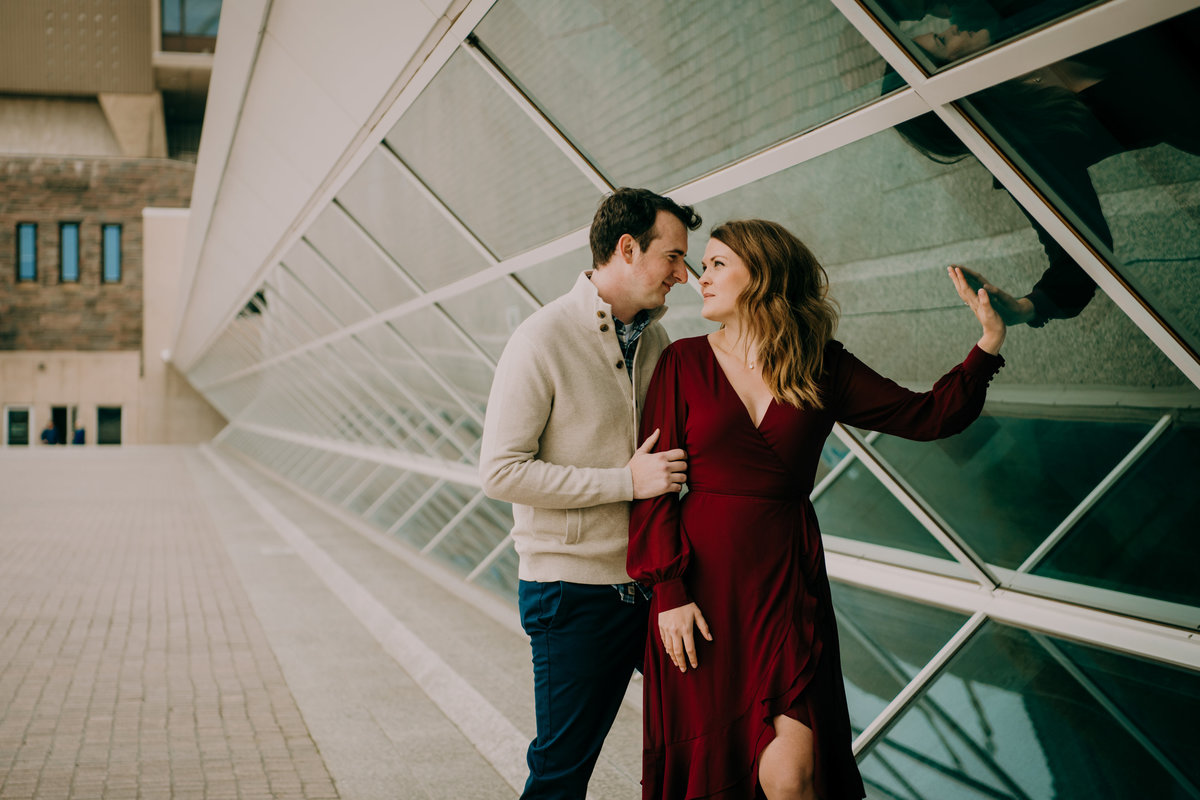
[518, 580, 649, 800]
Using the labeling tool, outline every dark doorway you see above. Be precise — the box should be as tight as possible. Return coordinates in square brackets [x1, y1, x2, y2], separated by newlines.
[97, 407, 122, 445]
[51, 406, 68, 446]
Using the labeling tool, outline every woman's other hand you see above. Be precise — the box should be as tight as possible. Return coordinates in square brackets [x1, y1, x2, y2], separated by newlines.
[657, 602, 712, 673]
[959, 266, 1036, 327]
[950, 265, 1006, 354]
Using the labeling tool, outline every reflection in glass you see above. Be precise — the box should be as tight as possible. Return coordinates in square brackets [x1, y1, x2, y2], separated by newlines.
[1033, 422, 1200, 610]
[870, 0, 1100, 70]
[1052, 637, 1200, 789]
[385, 49, 602, 259]
[860, 622, 1199, 799]
[476, 0, 890, 190]
[901, 11, 1200, 352]
[872, 415, 1149, 568]
[335, 147, 492, 291]
[830, 582, 970, 732]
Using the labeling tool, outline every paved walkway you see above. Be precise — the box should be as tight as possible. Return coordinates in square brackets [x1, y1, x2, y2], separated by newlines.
[0, 446, 643, 799]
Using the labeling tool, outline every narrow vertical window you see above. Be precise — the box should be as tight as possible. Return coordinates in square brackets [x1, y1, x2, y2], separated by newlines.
[60, 223, 80, 282]
[17, 223, 37, 281]
[102, 224, 122, 283]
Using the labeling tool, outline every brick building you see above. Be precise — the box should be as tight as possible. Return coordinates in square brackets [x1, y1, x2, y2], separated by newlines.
[1, 1, 225, 446]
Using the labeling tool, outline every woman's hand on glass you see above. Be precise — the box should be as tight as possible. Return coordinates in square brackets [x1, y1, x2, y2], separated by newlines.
[657, 602, 712, 673]
[959, 266, 1036, 327]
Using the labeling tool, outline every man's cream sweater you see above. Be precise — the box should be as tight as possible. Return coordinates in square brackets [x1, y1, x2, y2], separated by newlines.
[479, 271, 670, 584]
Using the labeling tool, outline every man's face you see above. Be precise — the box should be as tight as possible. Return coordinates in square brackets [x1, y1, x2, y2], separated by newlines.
[624, 211, 690, 312]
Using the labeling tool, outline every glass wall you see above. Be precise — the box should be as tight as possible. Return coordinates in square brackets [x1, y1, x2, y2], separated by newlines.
[189, 0, 1200, 793]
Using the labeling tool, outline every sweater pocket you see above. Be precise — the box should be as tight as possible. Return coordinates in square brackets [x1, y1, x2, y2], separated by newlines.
[531, 507, 583, 545]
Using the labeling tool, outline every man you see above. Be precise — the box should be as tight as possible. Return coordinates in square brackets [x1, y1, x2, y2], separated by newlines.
[480, 188, 701, 799]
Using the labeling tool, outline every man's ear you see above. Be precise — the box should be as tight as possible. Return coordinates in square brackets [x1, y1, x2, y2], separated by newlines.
[618, 233, 636, 264]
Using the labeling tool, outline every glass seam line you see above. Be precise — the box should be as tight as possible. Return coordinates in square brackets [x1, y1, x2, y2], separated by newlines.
[841, 612, 1034, 800]
[461, 36, 614, 194]
[831, 423, 999, 588]
[852, 611, 988, 757]
[1015, 414, 1173, 574]
[1032, 632, 1200, 799]
[298, 230, 487, 437]
[259, 275, 411, 449]
[277, 254, 471, 453]
[809, 430, 881, 503]
[388, 479, 448, 538]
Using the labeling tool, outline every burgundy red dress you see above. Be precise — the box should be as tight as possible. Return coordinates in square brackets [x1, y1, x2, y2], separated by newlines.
[628, 336, 1004, 800]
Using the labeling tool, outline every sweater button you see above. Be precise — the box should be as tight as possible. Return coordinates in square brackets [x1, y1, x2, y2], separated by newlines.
[597, 310, 606, 318]
[599, 323, 609, 332]
[615, 360, 624, 370]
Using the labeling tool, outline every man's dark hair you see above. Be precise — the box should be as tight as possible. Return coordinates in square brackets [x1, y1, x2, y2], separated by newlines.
[589, 187, 702, 267]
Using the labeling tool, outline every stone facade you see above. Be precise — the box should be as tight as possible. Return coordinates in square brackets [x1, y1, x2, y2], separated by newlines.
[0, 156, 194, 351]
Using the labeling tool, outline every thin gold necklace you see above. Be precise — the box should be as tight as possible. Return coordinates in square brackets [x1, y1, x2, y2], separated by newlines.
[717, 330, 757, 370]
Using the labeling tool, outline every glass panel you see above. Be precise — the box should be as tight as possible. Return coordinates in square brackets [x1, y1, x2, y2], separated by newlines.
[184, 0, 221, 36]
[871, 414, 1150, 568]
[280, 240, 372, 327]
[390, 306, 494, 412]
[870, 0, 1102, 71]
[102, 224, 121, 283]
[266, 270, 340, 341]
[355, 322, 479, 429]
[438, 278, 537, 361]
[368, 473, 438, 532]
[1052, 637, 1200, 789]
[814, 453, 962, 568]
[395, 482, 477, 549]
[953, 10, 1200, 351]
[384, 49, 602, 259]
[162, 0, 182, 34]
[1031, 422, 1200, 610]
[472, 540, 519, 602]
[334, 148, 491, 291]
[303, 200, 418, 311]
[346, 467, 407, 515]
[859, 622, 1200, 799]
[60, 223, 79, 282]
[323, 459, 379, 503]
[513, 246, 586, 304]
[475, 0, 893, 190]
[830, 581, 971, 732]
[17, 223, 36, 281]
[427, 497, 509, 576]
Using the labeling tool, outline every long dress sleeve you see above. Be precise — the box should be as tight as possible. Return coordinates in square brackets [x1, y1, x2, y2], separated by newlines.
[627, 344, 693, 611]
[828, 342, 1004, 440]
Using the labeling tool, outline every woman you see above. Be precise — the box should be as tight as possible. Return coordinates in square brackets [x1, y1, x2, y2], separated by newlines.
[628, 219, 1006, 800]
[893, 10, 1200, 327]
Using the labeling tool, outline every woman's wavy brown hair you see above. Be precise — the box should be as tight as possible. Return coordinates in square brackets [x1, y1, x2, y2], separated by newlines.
[710, 219, 839, 410]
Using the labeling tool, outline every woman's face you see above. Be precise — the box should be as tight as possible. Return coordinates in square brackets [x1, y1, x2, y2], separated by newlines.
[912, 24, 992, 63]
[699, 238, 752, 324]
